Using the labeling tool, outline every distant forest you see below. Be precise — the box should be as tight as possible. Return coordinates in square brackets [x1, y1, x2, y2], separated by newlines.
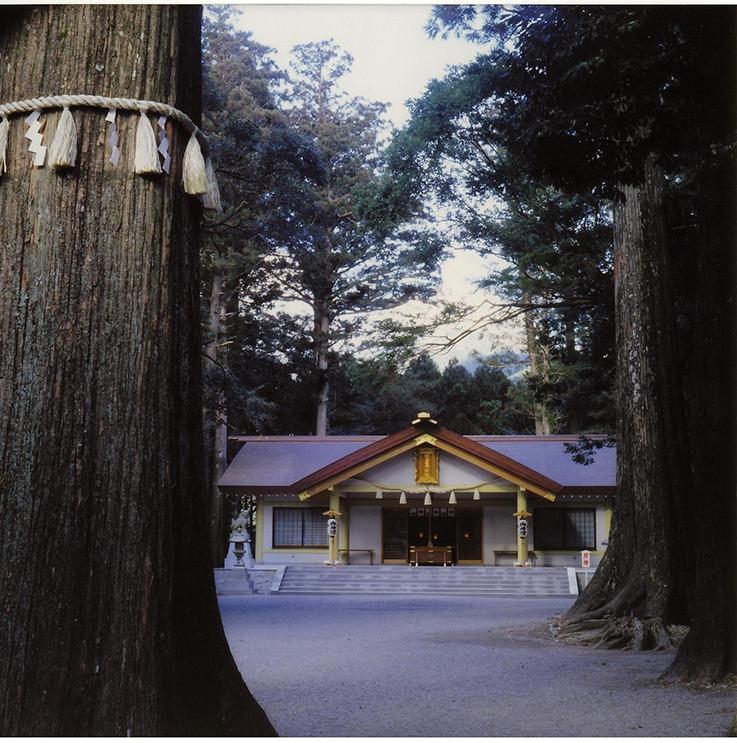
[200, 7, 615, 439]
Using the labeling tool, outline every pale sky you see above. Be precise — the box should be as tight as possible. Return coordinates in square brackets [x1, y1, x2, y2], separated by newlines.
[232, 4, 525, 365]
[234, 4, 479, 128]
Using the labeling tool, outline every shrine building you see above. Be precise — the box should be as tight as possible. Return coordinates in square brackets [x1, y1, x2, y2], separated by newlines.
[218, 413, 615, 568]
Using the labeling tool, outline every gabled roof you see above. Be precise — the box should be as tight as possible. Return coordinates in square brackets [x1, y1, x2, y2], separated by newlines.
[219, 419, 616, 499]
[288, 423, 563, 499]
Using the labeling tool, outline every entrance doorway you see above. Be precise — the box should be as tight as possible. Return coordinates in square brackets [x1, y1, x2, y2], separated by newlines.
[382, 507, 483, 564]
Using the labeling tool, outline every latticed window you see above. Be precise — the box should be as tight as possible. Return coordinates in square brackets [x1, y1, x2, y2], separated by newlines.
[533, 508, 596, 550]
[382, 508, 408, 560]
[273, 508, 328, 548]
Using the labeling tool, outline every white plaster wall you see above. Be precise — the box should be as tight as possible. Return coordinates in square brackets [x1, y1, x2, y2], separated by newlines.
[482, 501, 608, 567]
[261, 502, 273, 551]
[595, 507, 608, 551]
[260, 551, 327, 565]
[358, 451, 505, 489]
[347, 505, 382, 564]
[439, 455, 504, 486]
[483, 502, 517, 565]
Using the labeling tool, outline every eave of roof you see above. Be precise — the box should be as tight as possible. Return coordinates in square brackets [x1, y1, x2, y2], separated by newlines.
[289, 426, 420, 493]
[290, 422, 564, 499]
[433, 427, 563, 494]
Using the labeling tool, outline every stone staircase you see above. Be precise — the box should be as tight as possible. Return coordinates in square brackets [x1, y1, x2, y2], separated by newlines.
[276, 565, 572, 597]
[214, 568, 256, 595]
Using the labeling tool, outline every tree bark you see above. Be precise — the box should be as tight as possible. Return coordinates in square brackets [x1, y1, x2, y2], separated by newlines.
[523, 294, 552, 434]
[314, 303, 330, 436]
[0, 7, 275, 735]
[205, 269, 228, 566]
[557, 157, 691, 650]
[664, 146, 737, 683]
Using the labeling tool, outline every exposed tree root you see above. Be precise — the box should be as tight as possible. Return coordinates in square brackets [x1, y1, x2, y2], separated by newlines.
[552, 614, 678, 652]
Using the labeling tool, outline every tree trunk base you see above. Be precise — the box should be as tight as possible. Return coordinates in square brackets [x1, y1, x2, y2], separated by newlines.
[552, 614, 679, 652]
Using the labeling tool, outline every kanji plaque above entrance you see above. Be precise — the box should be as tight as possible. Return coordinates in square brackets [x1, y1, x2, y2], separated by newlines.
[415, 445, 440, 484]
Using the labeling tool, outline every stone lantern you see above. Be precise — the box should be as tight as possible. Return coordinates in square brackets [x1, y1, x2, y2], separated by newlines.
[225, 508, 253, 569]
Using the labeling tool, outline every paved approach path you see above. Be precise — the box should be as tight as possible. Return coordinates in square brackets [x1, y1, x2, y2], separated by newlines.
[219, 595, 735, 737]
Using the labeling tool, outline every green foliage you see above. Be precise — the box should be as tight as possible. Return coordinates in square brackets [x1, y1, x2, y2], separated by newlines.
[200, 16, 449, 435]
[418, 5, 736, 442]
[329, 353, 527, 435]
[201, 8, 320, 434]
[428, 6, 736, 191]
[376, 16, 617, 433]
[271, 39, 446, 325]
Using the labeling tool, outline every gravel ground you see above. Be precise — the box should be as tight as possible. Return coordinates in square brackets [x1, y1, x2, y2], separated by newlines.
[219, 595, 735, 737]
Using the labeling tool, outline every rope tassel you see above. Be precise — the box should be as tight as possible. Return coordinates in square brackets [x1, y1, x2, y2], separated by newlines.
[0, 116, 8, 175]
[134, 112, 161, 175]
[48, 106, 77, 169]
[202, 157, 222, 211]
[182, 133, 208, 195]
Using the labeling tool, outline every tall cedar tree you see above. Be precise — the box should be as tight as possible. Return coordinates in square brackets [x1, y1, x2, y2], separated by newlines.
[379, 62, 615, 435]
[430, 5, 736, 680]
[0, 7, 275, 734]
[273, 40, 444, 434]
[200, 7, 314, 563]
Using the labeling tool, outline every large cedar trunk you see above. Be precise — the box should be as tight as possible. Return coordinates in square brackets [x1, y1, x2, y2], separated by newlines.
[557, 158, 691, 649]
[558, 11, 737, 684]
[559, 153, 736, 682]
[0, 7, 275, 735]
[665, 21, 737, 678]
[666, 151, 737, 682]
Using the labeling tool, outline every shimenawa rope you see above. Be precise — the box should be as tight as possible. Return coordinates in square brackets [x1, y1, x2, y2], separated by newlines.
[0, 94, 221, 209]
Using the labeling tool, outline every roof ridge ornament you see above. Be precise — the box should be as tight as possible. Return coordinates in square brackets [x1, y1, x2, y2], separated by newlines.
[412, 411, 437, 426]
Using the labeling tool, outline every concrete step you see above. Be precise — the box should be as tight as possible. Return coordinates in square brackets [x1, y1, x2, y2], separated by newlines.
[279, 587, 569, 595]
[279, 579, 569, 587]
[278, 587, 570, 596]
[280, 575, 567, 580]
[277, 565, 573, 596]
[214, 569, 256, 595]
[280, 567, 569, 574]
[281, 570, 568, 576]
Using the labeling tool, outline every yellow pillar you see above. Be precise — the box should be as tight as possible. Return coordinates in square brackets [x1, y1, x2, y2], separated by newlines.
[515, 487, 529, 566]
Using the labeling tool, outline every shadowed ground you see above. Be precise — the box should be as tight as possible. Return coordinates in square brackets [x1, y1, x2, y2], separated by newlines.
[219, 594, 735, 736]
